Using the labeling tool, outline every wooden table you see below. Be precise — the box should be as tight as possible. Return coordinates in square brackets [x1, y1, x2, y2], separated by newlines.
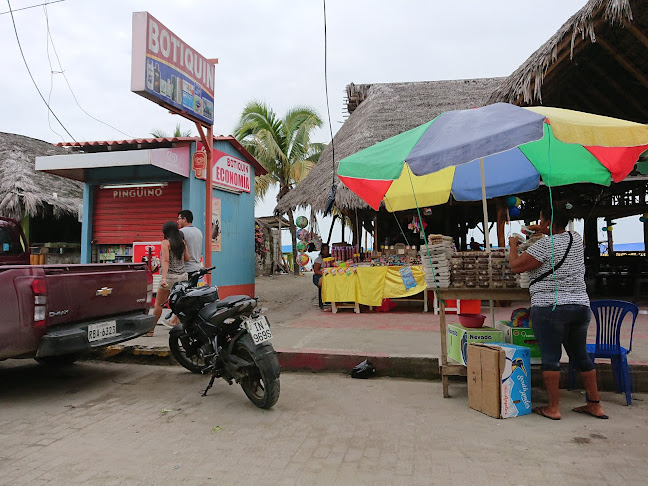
[437, 288, 530, 398]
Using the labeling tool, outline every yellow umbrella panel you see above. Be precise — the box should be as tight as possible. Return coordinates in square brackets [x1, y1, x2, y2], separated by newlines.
[383, 164, 455, 212]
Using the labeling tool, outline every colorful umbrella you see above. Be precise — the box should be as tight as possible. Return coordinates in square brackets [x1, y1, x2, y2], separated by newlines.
[338, 103, 648, 212]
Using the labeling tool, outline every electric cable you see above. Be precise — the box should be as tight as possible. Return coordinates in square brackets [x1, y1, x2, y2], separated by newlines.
[5, 0, 76, 142]
[43, 2, 65, 142]
[43, 2, 133, 138]
[322, 0, 337, 218]
[323, 0, 335, 183]
[0, 0, 65, 15]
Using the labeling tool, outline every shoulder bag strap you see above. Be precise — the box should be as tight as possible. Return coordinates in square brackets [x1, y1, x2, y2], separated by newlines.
[529, 232, 573, 287]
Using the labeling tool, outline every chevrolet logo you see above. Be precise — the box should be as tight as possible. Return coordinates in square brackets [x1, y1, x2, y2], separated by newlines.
[96, 287, 113, 297]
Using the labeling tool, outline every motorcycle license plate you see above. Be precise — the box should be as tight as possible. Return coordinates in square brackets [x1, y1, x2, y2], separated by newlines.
[87, 320, 118, 342]
[246, 316, 272, 345]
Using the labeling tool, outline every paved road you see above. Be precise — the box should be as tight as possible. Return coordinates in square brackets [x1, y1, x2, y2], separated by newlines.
[1, 360, 647, 485]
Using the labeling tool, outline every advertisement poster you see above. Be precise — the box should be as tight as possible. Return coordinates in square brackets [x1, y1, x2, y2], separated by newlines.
[131, 12, 215, 126]
[211, 198, 221, 252]
[133, 242, 162, 274]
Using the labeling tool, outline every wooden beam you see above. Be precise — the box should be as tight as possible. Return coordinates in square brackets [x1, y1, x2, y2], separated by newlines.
[623, 21, 648, 51]
[597, 37, 648, 90]
[569, 88, 602, 115]
[588, 62, 648, 120]
[513, 14, 607, 106]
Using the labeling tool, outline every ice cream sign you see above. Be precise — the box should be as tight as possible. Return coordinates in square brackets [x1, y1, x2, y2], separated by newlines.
[194, 148, 251, 193]
[131, 12, 215, 126]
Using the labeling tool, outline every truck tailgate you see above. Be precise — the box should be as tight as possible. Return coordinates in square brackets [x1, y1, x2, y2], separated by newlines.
[44, 264, 149, 326]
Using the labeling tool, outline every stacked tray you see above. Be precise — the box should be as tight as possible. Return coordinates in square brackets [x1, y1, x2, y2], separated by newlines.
[419, 235, 454, 288]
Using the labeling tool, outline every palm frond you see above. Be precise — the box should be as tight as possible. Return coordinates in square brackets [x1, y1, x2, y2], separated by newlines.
[150, 128, 169, 138]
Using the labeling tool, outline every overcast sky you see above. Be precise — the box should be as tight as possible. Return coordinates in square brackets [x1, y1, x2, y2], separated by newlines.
[1, 0, 643, 246]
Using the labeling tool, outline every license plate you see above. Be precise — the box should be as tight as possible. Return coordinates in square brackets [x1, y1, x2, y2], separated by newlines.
[245, 316, 272, 345]
[87, 321, 118, 342]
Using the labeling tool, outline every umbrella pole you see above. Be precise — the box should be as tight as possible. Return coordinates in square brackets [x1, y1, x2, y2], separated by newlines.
[479, 157, 495, 328]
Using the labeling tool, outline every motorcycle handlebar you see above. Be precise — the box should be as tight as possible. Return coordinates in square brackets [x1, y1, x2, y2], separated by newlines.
[188, 266, 216, 287]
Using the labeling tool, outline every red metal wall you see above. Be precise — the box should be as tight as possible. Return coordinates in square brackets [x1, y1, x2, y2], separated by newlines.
[92, 182, 182, 244]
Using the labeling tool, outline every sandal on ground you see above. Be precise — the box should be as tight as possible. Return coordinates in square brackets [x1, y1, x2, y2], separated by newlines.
[144, 330, 155, 337]
[533, 406, 561, 420]
[572, 400, 609, 419]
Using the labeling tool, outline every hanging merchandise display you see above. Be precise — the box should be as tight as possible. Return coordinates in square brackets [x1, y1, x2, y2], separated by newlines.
[296, 253, 309, 267]
[296, 241, 307, 252]
[296, 216, 309, 229]
[297, 228, 308, 241]
[508, 206, 521, 219]
[407, 216, 427, 234]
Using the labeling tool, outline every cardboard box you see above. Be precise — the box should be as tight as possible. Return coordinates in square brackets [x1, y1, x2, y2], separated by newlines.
[467, 343, 532, 419]
[447, 324, 504, 366]
[496, 321, 541, 365]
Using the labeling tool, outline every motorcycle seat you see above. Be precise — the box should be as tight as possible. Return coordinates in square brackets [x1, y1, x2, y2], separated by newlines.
[198, 295, 251, 322]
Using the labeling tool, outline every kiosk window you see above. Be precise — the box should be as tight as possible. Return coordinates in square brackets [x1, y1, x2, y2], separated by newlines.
[0, 224, 24, 254]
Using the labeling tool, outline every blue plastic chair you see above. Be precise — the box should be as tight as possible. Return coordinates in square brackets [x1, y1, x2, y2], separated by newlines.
[568, 300, 639, 405]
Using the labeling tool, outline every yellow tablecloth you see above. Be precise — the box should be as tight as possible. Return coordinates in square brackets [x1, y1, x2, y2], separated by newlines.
[322, 266, 427, 307]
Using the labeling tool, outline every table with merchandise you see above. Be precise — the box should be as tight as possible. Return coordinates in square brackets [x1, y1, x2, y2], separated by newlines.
[321, 244, 429, 313]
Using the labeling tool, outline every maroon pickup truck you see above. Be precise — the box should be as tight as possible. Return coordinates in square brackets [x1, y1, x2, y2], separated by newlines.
[0, 218, 155, 364]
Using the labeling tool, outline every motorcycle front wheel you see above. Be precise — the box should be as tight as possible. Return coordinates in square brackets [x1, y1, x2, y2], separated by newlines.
[236, 342, 280, 409]
[169, 330, 206, 373]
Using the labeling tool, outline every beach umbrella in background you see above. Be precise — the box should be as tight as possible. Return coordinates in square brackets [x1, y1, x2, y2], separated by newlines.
[338, 103, 648, 251]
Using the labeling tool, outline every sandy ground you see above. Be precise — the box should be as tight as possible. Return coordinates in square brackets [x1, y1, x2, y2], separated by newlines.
[255, 272, 318, 324]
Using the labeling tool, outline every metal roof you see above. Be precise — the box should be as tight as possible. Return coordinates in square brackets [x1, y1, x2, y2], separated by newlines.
[55, 136, 267, 175]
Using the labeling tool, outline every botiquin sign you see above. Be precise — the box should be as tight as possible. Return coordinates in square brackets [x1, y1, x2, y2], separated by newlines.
[131, 12, 214, 126]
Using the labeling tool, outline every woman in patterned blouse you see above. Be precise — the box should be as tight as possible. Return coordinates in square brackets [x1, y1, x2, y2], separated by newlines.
[509, 200, 607, 420]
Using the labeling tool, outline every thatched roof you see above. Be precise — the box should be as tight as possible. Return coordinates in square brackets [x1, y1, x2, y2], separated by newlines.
[276, 78, 503, 213]
[489, 0, 648, 123]
[0, 132, 83, 221]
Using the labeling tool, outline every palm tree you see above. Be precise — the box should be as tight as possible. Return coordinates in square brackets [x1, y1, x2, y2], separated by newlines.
[234, 101, 324, 275]
[150, 122, 193, 138]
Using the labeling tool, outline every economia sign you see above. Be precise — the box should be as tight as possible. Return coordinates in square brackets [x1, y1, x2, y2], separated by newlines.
[131, 12, 214, 126]
[195, 147, 251, 193]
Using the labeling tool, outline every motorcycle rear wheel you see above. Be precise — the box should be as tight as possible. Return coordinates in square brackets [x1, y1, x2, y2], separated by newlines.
[236, 342, 280, 409]
[169, 331, 206, 373]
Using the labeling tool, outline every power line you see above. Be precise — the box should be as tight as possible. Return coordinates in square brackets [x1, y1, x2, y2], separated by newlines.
[5, 0, 76, 141]
[43, 2, 65, 142]
[323, 0, 336, 185]
[0, 0, 65, 16]
[42, 2, 133, 138]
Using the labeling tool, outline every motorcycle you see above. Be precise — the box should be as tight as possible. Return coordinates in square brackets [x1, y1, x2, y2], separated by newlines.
[166, 267, 280, 409]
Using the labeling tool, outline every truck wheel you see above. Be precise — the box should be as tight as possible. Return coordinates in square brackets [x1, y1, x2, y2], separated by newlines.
[35, 354, 79, 366]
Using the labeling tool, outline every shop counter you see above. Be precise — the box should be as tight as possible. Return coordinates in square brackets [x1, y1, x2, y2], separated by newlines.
[437, 287, 530, 398]
[322, 265, 428, 313]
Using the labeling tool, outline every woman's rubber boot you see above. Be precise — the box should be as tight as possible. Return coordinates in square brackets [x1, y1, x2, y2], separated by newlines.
[542, 370, 562, 418]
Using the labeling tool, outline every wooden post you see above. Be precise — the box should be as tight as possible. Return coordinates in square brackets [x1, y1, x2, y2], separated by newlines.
[374, 213, 379, 251]
[496, 198, 507, 248]
[606, 218, 614, 256]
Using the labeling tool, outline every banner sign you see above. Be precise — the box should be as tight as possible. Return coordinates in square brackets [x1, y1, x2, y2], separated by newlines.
[150, 146, 190, 177]
[131, 12, 214, 126]
[195, 146, 251, 193]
